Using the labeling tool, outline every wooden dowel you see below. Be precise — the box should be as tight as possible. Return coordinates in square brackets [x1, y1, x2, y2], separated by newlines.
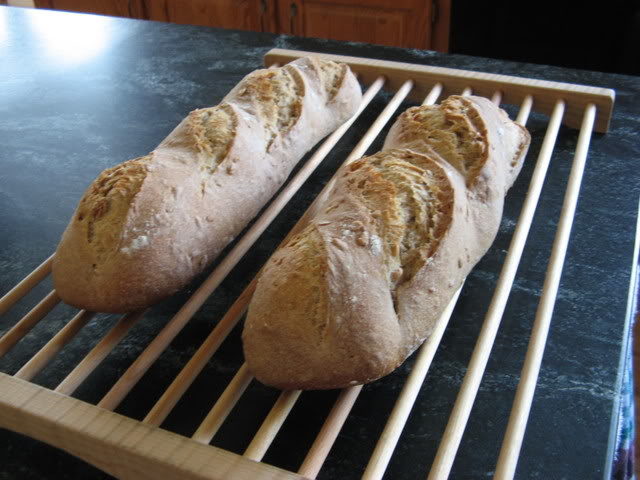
[96, 79, 385, 413]
[516, 95, 534, 126]
[14, 310, 95, 381]
[363, 287, 463, 480]
[0, 254, 54, 315]
[54, 310, 145, 396]
[244, 389, 302, 461]
[461, 87, 473, 96]
[298, 385, 363, 479]
[191, 363, 254, 444]
[143, 283, 256, 426]
[426, 99, 566, 480]
[0, 290, 60, 357]
[346, 79, 414, 162]
[492, 91, 503, 105]
[422, 83, 443, 106]
[493, 103, 597, 480]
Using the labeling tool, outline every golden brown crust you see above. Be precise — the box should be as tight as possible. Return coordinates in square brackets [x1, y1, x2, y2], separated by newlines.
[52, 58, 362, 313]
[243, 95, 531, 390]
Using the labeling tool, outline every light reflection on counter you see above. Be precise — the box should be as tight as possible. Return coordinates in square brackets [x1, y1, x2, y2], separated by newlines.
[28, 11, 113, 65]
[0, 7, 8, 46]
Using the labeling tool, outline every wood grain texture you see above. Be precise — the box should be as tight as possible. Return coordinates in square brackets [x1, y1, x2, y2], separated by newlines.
[144, 0, 271, 32]
[34, 0, 137, 17]
[277, 0, 433, 50]
[430, 0, 450, 52]
[35, 0, 444, 48]
[264, 48, 615, 133]
[0, 374, 305, 480]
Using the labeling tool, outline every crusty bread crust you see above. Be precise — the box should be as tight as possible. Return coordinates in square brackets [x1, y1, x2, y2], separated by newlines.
[243, 96, 531, 390]
[52, 58, 362, 313]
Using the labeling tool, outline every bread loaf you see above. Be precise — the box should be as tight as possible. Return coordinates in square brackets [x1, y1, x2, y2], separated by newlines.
[52, 57, 362, 313]
[242, 95, 530, 390]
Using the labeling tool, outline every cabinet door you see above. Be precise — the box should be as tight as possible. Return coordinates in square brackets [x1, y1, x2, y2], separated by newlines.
[277, 0, 441, 50]
[144, 0, 277, 33]
[34, 0, 137, 17]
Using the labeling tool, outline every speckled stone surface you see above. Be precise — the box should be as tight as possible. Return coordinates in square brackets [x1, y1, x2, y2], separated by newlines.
[0, 5, 639, 480]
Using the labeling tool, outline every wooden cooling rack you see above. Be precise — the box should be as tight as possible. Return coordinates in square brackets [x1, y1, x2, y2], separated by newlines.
[0, 49, 616, 479]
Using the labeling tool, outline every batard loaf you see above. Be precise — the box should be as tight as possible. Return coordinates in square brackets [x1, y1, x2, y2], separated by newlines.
[52, 57, 362, 313]
[242, 95, 531, 390]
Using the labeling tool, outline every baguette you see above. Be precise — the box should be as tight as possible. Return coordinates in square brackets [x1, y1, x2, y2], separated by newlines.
[242, 96, 530, 390]
[52, 57, 362, 313]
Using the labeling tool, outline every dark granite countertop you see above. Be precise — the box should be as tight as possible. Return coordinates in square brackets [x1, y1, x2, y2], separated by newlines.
[1, 5, 639, 480]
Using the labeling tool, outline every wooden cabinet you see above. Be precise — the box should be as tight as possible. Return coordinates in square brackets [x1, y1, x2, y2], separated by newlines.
[277, 0, 444, 50]
[35, 0, 135, 17]
[34, 0, 449, 51]
[143, 0, 278, 33]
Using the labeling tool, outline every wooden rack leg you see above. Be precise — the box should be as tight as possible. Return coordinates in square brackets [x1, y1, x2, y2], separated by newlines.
[493, 103, 597, 480]
[0, 254, 53, 315]
[0, 290, 60, 357]
[14, 310, 95, 381]
[426, 99, 566, 480]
